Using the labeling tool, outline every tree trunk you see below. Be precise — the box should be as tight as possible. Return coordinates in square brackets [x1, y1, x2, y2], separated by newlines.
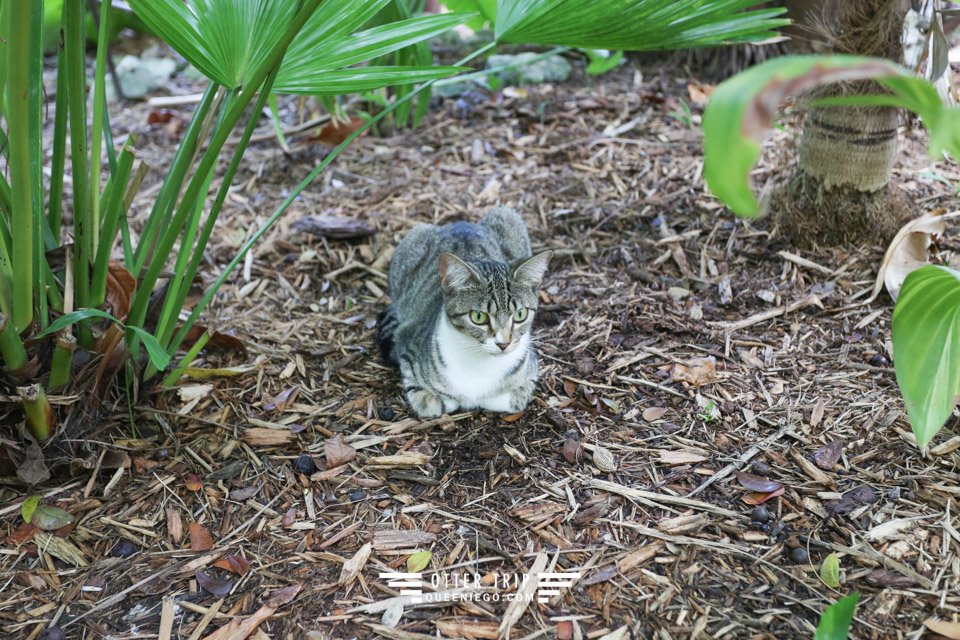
[767, 0, 917, 247]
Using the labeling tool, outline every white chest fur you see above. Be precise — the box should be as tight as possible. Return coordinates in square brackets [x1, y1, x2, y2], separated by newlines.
[436, 315, 527, 406]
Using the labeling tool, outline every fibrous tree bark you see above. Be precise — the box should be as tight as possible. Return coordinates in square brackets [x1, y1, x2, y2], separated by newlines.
[767, 0, 916, 247]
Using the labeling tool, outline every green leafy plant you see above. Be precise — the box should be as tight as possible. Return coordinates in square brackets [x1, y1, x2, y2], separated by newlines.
[814, 593, 859, 640]
[703, 55, 960, 217]
[891, 265, 960, 449]
[700, 54, 960, 450]
[0, 0, 469, 441]
[583, 49, 624, 76]
[0, 0, 789, 447]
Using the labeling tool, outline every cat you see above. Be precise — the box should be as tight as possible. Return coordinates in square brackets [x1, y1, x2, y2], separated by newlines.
[378, 207, 552, 419]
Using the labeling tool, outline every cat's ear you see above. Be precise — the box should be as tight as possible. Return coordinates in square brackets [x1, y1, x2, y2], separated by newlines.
[439, 252, 482, 293]
[512, 250, 553, 288]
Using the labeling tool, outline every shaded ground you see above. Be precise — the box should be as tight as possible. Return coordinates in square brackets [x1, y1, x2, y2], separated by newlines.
[2, 40, 960, 640]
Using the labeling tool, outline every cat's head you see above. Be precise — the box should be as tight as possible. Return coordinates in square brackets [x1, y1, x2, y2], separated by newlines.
[438, 251, 553, 355]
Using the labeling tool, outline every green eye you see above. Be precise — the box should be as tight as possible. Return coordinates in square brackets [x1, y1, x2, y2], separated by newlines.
[513, 308, 529, 322]
[469, 310, 489, 325]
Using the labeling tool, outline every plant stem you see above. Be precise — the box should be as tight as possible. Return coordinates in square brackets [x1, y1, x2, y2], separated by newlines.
[0, 313, 27, 371]
[161, 330, 209, 388]
[64, 0, 91, 345]
[18, 384, 55, 440]
[126, 0, 326, 337]
[47, 6, 69, 242]
[6, 0, 43, 332]
[169, 41, 498, 354]
[48, 332, 76, 391]
[89, 0, 113, 258]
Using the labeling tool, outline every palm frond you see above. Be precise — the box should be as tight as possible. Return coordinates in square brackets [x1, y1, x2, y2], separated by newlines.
[495, 0, 789, 51]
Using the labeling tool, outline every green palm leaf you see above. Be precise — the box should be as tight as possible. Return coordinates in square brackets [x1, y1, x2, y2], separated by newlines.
[129, 0, 470, 95]
[495, 0, 788, 50]
[279, 66, 464, 96]
[275, 12, 473, 94]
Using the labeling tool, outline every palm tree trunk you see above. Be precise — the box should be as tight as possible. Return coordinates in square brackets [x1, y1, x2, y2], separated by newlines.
[768, 0, 916, 247]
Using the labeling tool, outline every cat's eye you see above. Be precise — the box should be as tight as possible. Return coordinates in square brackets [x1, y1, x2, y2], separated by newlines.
[469, 310, 489, 325]
[513, 308, 529, 323]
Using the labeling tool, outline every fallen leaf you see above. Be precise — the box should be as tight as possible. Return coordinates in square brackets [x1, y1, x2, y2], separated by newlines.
[502, 411, 524, 422]
[687, 82, 715, 105]
[213, 555, 251, 576]
[147, 108, 179, 124]
[557, 621, 574, 640]
[735, 471, 782, 493]
[810, 398, 826, 427]
[184, 474, 203, 491]
[21, 496, 40, 524]
[670, 356, 717, 386]
[381, 600, 404, 629]
[195, 570, 233, 596]
[181, 325, 248, 357]
[189, 522, 213, 552]
[30, 504, 73, 531]
[311, 117, 367, 146]
[864, 518, 915, 542]
[105, 262, 137, 320]
[826, 485, 878, 516]
[562, 438, 584, 464]
[6, 522, 40, 546]
[179, 384, 213, 402]
[875, 211, 948, 302]
[642, 407, 667, 421]
[282, 507, 297, 527]
[865, 569, 916, 588]
[407, 550, 432, 573]
[265, 385, 300, 411]
[812, 440, 844, 471]
[819, 552, 841, 588]
[325, 434, 357, 467]
[741, 486, 785, 505]
[925, 618, 960, 640]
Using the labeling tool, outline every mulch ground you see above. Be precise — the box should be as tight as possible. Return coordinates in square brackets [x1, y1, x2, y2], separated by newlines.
[2, 39, 960, 640]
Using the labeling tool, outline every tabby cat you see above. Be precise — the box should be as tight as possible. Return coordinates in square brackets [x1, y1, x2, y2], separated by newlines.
[378, 207, 552, 418]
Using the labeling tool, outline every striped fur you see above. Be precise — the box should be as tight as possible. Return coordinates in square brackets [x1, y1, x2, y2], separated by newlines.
[379, 207, 551, 418]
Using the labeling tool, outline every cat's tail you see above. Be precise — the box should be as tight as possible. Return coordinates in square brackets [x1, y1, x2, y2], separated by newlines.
[376, 305, 400, 368]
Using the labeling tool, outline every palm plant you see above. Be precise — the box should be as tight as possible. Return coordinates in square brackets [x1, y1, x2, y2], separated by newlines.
[0, 0, 787, 449]
[0, 0, 469, 443]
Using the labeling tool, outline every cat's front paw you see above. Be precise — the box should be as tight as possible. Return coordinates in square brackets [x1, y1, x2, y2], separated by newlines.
[405, 388, 445, 419]
[507, 380, 536, 413]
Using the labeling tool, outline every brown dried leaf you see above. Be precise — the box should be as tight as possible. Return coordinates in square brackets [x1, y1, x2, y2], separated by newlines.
[741, 486, 785, 505]
[184, 474, 203, 491]
[670, 356, 717, 386]
[642, 407, 667, 422]
[189, 522, 213, 552]
[282, 507, 297, 528]
[213, 555, 251, 576]
[810, 398, 826, 427]
[687, 82, 714, 105]
[182, 325, 248, 357]
[265, 385, 300, 411]
[826, 484, 879, 516]
[876, 211, 948, 302]
[311, 117, 367, 146]
[324, 434, 357, 467]
[925, 619, 960, 640]
[865, 569, 916, 588]
[562, 438, 584, 464]
[196, 569, 233, 596]
[812, 440, 844, 471]
[734, 471, 782, 493]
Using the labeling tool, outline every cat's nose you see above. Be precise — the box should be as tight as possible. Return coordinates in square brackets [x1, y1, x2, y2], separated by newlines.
[496, 342, 510, 351]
